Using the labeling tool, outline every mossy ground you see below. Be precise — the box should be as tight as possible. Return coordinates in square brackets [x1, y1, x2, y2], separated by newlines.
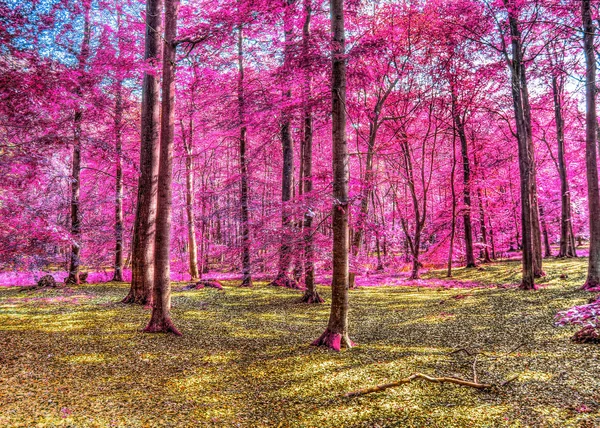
[1, 258, 599, 427]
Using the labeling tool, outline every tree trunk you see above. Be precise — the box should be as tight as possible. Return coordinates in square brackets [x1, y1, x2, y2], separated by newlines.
[582, 0, 600, 290]
[451, 86, 476, 268]
[144, 0, 181, 335]
[66, 3, 91, 286]
[238, 26, 252, 288]
[476, 187, 491, 263]
[506, 3, 535, 290]
[272, 0, 298, 289]
[447, 131, 457, 277]
[552, 76, 577, 258]
[183, 119, 200, 280]
[540, 205, 552, 258]
[300, 0, 323, 304]
[124, 0, 162, 304]
[113, 78, 124, 282]
[312, 0, 353, 350]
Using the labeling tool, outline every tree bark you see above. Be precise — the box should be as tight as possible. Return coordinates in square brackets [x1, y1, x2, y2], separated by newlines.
[312, 0, 353, 350]
[582, 0, 600, 290]
[113, 77, 124, 282]
[540, 205, 552, 258]
[505, 3, 535, 290]
[238, 25, 253, 288]
[182, 118, 200, 280]
[552, 75, 577, 258]
[300, 0, 323, 304]
[124, 0, 162, 304]
[144, 0, 181, 335]
[271, 0, 298, 289]
[66, 2, 91, 285]
[451, 86, 476, 268]
[447, 130, 458, 277]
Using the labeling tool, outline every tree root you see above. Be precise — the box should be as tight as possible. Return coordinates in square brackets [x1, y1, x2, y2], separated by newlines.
[143, 317, 182, 336]
[300, 291, 325, 304]
[268, 273, 303, 290]
[311, 329, 354, 351]
[344, 373, 492, 397]
[184, 280, 223, 290]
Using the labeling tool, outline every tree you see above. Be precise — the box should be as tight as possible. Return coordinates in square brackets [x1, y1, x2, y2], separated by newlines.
[65, 1, 91, 285]
[582, 0, 600, 290]
[144, 0, 181, 335]
[124, 0, 163, 304]
[300, 0, 323, 303]
[311, 0, 353, 351]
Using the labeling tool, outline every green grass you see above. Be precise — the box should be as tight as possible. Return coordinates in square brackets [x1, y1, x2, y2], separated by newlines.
[1, 258, 600, 427]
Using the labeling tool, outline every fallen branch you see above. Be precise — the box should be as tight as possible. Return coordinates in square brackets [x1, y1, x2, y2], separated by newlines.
[344, 373, 492, 397]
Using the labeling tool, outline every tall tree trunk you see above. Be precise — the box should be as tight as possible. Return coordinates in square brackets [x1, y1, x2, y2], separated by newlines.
[144, 0, 181, 335]
[238, 25, 253, 288]
[473, 151, 491, 263]
[300, 0, 323, 304]
[183, 118, 200, 280]
[582, 0, 600, 290]
[506, 3, 535, 289]
[124, 0, 162, 304]
[113, 78, 124, 281]
[447, 131, 458, 277]
[272, 0, 298, 289]
[451, 86, 476, 268]
[552, 76, 577, 258]
[312, 0, 353, 350]
[66, 2, 91, 285]
[540, 205, 552, 258]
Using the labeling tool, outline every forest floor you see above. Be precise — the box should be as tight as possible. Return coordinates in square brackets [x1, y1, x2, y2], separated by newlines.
[1, 258, 600, 427]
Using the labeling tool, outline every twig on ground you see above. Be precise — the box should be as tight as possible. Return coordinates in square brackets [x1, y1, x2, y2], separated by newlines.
[344, 373, 492, 397]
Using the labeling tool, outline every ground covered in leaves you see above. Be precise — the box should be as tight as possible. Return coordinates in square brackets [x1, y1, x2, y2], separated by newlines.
[1, 258, 600, 427]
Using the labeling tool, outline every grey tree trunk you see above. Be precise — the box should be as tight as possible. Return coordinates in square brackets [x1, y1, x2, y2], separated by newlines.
[238, 26, 252, 287]
[66, 3, 91, 285]
[300, 0, 323, 304]
[552, 76, 577, 258]
[506, 2, 535, 290]
[182, 118, 200, 280]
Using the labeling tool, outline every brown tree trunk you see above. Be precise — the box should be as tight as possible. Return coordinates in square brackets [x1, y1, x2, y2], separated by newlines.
[451, 86, 476, 268]
[582, 0, 600, 290]
[271, 0, 298, 289]
[182, 118, 200, 280]
[552, 76, 577, 258]
[144, 0, 181, 335]
[506, 3, 535, 290]
[312, 0, 353, 350]
[124, 0, 162, 304]
[66, 3, 91, 285]
[300, 0, 323, 304]
[238, 26, 252, 288]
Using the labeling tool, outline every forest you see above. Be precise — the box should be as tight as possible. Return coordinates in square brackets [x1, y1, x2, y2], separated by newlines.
[2, 0, 600, 426]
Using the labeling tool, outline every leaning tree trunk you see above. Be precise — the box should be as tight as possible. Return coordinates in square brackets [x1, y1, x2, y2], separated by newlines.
[451, 87, 476, 268]
[312, 0, 354, 350]
[66, 3, 91, 286]
[552, 76, 577, 258]
[300, 0, 323, 304]
[582, 0, 600, 290]
[506, 4, 535, 290]
[144, 0, 181, 335]
[238, 26, 252, 288]
[124, 0, 162, 304]
[271, 0, 299, 289]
